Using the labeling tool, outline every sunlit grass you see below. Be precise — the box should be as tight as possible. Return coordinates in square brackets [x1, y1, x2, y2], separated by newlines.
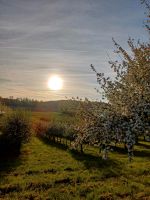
[31, 111, 76, 124]
[0, 136, 150, 200]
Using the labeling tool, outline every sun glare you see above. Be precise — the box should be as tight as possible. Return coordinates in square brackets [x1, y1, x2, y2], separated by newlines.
[48, 75, 63, 91]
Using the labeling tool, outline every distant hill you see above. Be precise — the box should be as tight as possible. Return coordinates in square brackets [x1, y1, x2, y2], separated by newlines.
[0, 97, 108, 113]
[0, 97, 67, 112]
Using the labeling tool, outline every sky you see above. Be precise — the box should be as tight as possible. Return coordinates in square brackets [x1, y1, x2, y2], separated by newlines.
[0, 0, 148, 101]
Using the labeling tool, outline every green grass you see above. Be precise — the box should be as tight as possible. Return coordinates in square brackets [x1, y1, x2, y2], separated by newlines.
[0, 137, 150, 200]
[31, 111, 76, 124]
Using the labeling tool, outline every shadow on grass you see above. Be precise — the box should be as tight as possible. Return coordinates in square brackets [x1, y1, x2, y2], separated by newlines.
[69, 149, 121, 171]
[38, 136, 68, 151]
[39, 137, 122, 172]
[114, 146, 150, 158]
[0, 153, 22, 183]
[0, 139, 23, 180]
[136, 142, 150, 150]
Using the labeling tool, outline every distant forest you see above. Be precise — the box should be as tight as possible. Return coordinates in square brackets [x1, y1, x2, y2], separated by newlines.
[0, 97, 67, 112]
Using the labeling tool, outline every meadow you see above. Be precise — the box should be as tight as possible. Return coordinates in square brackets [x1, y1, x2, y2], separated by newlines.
[0, 112, 150, 200]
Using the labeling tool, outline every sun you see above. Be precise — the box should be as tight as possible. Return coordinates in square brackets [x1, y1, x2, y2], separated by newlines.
[48, 75, 63, 91]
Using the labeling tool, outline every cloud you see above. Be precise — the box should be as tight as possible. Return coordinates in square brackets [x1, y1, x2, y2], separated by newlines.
[0, 78, 12, 83]
[0, 0, 148, 100]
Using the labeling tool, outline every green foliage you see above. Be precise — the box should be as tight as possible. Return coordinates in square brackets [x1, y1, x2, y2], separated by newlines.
[0, 97, 80, 112]
[34, 118, 77, 146]
[64, 124, 77, 141]
[0, 102, 11, 116]
[59, 99, 80, 116]
[46, 122, 65, 140]
[33, 120, 49, 138]
[0, 110, 31, 154]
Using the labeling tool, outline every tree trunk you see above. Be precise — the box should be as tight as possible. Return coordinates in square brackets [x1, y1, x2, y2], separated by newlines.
[80, 144, 83, 153]
[124, 143, 127, 150]
[135, 136, 138, 144]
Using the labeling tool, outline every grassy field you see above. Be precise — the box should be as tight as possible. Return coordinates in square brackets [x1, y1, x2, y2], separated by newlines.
[0, 135, 150, 200]
[31, 111, 76, 124]
[0, 112, 150, 200]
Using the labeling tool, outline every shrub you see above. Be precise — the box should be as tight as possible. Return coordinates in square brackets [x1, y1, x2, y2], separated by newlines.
[34, 120, 77, 147]
[45, 122, 65, 141]
[34, 121, 49, 138]
[0, 110, 31, 155]
[64, 124, 77, 141]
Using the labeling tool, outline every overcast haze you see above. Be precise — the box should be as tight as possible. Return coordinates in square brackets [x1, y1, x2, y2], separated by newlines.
[0, 0, 148, 100]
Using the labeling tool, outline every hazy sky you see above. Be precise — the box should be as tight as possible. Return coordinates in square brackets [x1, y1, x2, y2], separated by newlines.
[0, 0, 148, 101]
